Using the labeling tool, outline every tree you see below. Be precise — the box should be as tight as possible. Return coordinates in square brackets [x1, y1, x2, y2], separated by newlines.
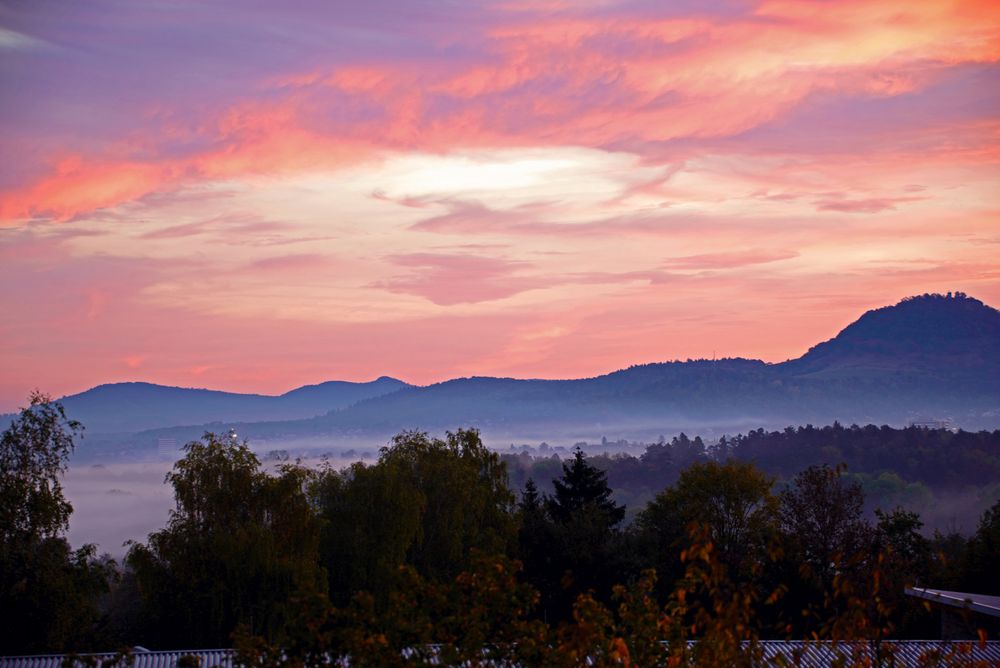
[0, 390, 81, 542]
[385, 429, 516, 581]
[779, 465, 873, 584]
[517, 478, 559, 620]
[518, 478, 549, 567]
[314, 458, 425, 606]
[547, 448, 625, 526]
[127, 431, 326, 648]
[0, 392, 112, 654]
[315, 429, 517, 606]
[874, 507, 934, 636]
[525, 449, 627, 621]
[875, 507, 930, 575]
[961, 498, 1000, 595]
[777, 465, 875, 634]
[635, 460, 777, 590]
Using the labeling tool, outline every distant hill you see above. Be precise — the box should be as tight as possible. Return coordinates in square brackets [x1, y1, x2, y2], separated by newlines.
[1, 376, 410, 435]
[207, 293, 999, 442]
[12, 293, 1000, 457]
[781, 292, 1000, 380]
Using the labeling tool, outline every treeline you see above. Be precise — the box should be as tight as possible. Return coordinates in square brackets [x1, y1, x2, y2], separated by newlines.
[504, 425, 1000, 527]
[2, 395, 1000, 665]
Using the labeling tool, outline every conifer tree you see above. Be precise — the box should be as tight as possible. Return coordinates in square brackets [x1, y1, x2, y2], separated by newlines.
[546, 448, 625, 526]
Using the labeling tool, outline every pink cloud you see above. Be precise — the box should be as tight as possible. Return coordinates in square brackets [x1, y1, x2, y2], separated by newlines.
[815, 196, 925, 214]
[140, 220, 216, 240]
[374, 253, 544, 305]
[139, 214, 293, 245]
[662, 250, 799, 270]
[371, 189, 430, 208]
[3, 1, 999, 224]
[1, 226, 998, 412]
[410, 201, 530, 235]
[0, 158, 176, 224]
[247, 253, 333, 272]
[408, 199, 734, 239]
[123, 355, 146, 369]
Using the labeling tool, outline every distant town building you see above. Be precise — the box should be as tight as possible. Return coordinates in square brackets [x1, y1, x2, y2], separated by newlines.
[910, 419, 953, 430]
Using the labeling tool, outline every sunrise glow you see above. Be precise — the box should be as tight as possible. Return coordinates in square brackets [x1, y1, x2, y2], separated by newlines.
[1, 0, 999, 409]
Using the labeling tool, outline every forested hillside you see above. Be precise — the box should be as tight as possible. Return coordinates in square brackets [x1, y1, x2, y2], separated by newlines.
[504, 424, 1000, 531]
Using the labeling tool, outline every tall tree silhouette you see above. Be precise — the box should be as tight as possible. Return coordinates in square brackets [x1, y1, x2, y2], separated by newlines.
[635, 460, 777, 595]
[0, 392, 112, 654]
[529, 449, 627, 621]
[546, 448, 625, 526]
[127, 431, 325, 648]
[315, 428, 516, 606]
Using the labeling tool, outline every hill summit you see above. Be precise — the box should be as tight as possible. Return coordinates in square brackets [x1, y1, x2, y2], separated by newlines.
[782, 292, 1000, 376]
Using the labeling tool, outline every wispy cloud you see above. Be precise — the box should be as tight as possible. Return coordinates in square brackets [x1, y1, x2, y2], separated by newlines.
[0, 26, 48, 50]
[662, 250, 799, 270]
[815, 196, 925, 214]
[375, 253, 543, 305]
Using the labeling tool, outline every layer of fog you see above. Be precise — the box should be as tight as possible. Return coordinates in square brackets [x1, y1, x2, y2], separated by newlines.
[63, 453, 366, 558]
[62, 431, 999, 558]
[62, 429, 638, 557]
[64, 462, 175, 558]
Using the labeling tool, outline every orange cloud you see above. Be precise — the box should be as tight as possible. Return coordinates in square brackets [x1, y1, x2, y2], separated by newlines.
[4, 1, 997, 225]
[0, 158, 174, 222]
[0, 121, 379, 225]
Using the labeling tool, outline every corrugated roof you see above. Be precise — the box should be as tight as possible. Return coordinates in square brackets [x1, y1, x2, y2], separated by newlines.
[2, 641, 998, 667]
[754, 640, 1000, 666]
[0, 649, 234, 668]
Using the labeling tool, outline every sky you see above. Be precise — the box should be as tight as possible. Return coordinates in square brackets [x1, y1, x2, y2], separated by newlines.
[1, 0, 999, 411]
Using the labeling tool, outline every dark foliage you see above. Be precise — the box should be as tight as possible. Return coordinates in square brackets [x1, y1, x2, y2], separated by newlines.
[8, 411, 1000, 658]
[504, 423, 1000, 532]
[547, 449, 626, 526]
[126, 431, 326, 648]
[961, 499, 1000, 595]
[635, 460, 777, 592]
[0, 393, 112, 654]
[517, 450, 629, 623]
[314, 429, 516, 607]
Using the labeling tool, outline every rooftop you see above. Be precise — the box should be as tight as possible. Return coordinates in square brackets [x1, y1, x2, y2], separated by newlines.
[906, 587, 1000, 618]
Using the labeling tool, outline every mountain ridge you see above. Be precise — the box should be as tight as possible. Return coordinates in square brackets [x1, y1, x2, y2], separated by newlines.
[2, 376, 411, 435]
[210, 293, 1000, 440]
[7, 293, 1000, 450]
